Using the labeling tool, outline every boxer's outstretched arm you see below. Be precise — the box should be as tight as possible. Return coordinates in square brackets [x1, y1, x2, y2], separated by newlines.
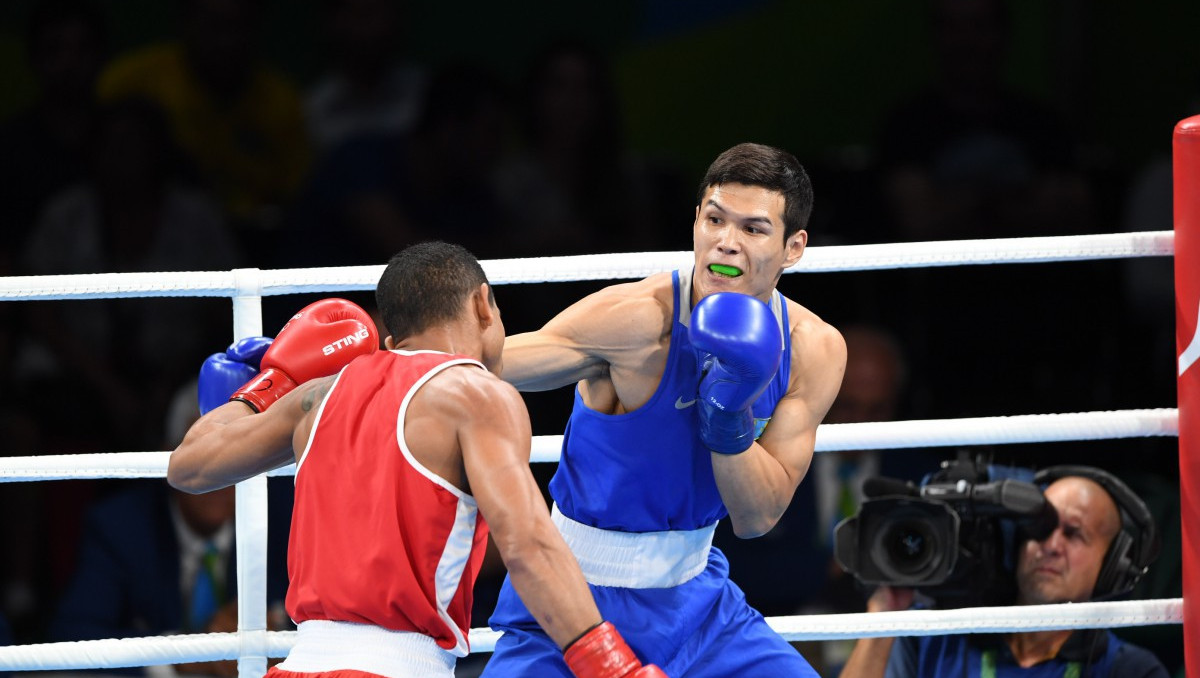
[168, 378, 329, 493]
[501, 280, 667, 391]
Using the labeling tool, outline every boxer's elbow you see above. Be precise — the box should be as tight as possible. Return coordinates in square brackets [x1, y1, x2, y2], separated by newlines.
[167, 452, 200, 492]
[729, 515, 775, 539]
[727, 502, 786, 539]
[492, 520, 567, 581]
[167, 444, 216, 493]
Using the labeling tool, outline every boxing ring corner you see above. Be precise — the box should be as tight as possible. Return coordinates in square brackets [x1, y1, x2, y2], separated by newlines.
[1172, 113, 1200, 678]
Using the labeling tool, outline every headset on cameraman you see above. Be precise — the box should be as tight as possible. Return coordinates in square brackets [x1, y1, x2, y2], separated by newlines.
[1033, 465, 1162, 600]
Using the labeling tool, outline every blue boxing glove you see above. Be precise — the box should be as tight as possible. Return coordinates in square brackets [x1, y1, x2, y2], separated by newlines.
[198, 336, 273, 415]
[688, 292, 783, 455]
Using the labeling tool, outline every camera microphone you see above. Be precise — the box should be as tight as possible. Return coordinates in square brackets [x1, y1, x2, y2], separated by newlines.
[862, 476, 918, 498]
[1021, 498, 1060, 542]
[970, 479, 1061, 541]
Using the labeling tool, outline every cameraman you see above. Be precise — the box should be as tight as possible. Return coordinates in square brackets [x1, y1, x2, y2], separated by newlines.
[839, 472, 1169, 677]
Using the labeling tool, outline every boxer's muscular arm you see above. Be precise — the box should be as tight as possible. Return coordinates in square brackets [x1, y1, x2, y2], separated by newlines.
[443, 369, 602, 649]
[171, 298, 376, 493]
[416, 368, 665, 677]
[446, 371, 666, 677]
[168, 377, 331, 493]
[502, 279, 667, 392]
[713, 318, 846, 537]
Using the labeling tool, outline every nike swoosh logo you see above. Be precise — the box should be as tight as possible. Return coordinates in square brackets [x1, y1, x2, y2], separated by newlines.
[675, 396, 697, 409]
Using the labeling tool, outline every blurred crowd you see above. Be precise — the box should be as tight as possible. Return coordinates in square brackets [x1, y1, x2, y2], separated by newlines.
[0, 0, 1189, 675]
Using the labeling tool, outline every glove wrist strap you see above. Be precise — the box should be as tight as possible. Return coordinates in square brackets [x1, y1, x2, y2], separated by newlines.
[563, 621, 640, 678]
[230, 368, 298, 413]
[698, 403, 755, 455]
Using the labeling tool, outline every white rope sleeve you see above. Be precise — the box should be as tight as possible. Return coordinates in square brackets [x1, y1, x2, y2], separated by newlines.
[0, 599, 1180, 669]
[766, 598, 1185, 641]
[0, 231, 1172, 299]
[0, 632, 243, 671]
[0, 451, 173, 481]
[796, 230, 1175, 271]
[812, 408, 1180, 452]
[0, 409, 1177, 480]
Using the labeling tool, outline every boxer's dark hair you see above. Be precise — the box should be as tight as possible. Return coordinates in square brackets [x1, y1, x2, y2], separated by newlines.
[698, 142, 813, 241]
[377, 241, 492, 340]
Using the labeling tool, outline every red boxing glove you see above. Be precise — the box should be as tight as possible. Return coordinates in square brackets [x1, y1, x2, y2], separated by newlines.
[231, 298, 379, 413]
[563, 622, 668, 678]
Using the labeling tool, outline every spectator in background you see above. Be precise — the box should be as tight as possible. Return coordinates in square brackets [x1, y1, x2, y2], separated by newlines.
[96, 0, 310, 261]
[489, 39, 688, 356]
[494, 39, 687, 258]
[876, 0, 1093, 242]
[0, 0, 107, 276]
[49, 380, 293, 677]
[277, 62, 510, 270]
[17, 96, 242, 452]
[1116, 79, 1199, 411]
[872, 0, 1117, 423]
[0, 3, 108, 632]
[9, 96, 241, 638]
[304, 0, 428, 158]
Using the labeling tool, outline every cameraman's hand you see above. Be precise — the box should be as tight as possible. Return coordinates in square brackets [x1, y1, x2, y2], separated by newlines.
[840, 587, 916, 678]
[866, 585, 914, 613]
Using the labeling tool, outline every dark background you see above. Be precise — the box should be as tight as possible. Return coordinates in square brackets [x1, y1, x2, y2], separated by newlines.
[0, 0, 1192, 673]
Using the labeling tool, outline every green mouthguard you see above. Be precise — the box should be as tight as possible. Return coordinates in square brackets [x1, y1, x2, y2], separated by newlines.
[709, 264, 742, 277]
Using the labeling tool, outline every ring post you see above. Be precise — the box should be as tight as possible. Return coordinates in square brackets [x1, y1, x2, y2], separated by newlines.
[1174, 115, 1200, 678]
[231, 268, 268, 678]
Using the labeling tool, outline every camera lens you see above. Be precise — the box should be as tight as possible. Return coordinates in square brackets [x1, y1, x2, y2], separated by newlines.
[881, 520, 937, 576]
[867, 505, 955, 584]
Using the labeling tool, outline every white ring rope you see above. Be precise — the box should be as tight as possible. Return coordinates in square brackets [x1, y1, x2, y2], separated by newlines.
[0, 599, 1182, 671]
[767, 598, 1185, 641]
[0, 231, 1172, 300]
[811, 408, 1180, 453]
[0, 233, 1179, 672]
[0, 408, 1179, 481]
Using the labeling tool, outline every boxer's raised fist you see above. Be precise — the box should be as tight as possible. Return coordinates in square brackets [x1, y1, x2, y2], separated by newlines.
[688, 292, 782, 455]
[198, 336, 273, 415]
[231, 298, 379, 413]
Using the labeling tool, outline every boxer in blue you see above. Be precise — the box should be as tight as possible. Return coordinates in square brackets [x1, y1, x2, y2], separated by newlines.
[484, 143, 848, 676]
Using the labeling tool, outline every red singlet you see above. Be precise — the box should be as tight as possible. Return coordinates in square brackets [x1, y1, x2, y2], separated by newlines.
[285, 349, 489, 656]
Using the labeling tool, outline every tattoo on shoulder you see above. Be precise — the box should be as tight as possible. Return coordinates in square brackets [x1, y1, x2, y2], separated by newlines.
[300, 381, 333, 412]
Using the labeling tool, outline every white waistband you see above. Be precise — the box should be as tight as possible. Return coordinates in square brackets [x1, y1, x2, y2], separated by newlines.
[278, 620, 456, 678]
[551, 504, 715, 588]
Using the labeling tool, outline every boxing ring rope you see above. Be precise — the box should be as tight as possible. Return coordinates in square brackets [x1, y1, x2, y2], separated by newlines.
[0, 598, 1184, 671]
[0, 409, 1181, 480]
[0, 230, 1175, 301]
[0, 228, 1186, 675]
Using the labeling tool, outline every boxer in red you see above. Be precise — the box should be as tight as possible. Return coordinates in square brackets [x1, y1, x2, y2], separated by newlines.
[169, 241, 664, 678]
